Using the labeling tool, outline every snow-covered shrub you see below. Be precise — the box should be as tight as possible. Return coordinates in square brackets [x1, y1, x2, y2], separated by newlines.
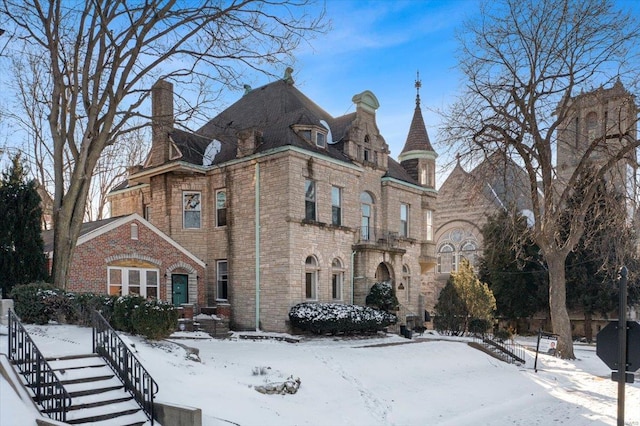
[130, 299, 179, 340]
[70, 293, 117, 326]
[289, 302, 396, 335]
[112, 295, 147, 333]
[10, 282, 65, 324]
[365, 281, 399, 313]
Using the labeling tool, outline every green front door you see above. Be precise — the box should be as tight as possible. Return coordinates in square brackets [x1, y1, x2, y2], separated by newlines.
[172, 274, 188, 306]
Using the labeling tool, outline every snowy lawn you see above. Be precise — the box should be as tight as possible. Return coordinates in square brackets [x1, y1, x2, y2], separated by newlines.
[1, 323, 639, 426]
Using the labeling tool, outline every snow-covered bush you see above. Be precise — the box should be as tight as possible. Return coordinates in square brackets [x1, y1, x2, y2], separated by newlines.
[112, 295, 146, 333]
[289, 302, 396, 335]
[129, 298, 179, 340]
[10, 282, 60, 324]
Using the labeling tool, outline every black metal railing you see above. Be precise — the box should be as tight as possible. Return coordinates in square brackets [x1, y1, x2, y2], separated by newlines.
[474, 333, 526, 364]
[92, 310, 158, 424]
[357, 227, 400, 246]
[7, 309, 71, 422]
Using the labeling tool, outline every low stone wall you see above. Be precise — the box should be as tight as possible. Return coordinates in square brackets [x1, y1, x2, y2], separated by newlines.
[155, 401, 202, 426]
[0, 299, 14, 325]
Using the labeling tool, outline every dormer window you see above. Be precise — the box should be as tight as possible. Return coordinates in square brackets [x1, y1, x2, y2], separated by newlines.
[295, 126, 328, 149]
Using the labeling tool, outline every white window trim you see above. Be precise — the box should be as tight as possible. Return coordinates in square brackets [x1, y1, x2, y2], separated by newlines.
[107, 266, 160, 298]
[216, 259, 228, 301]
[305, 256, 319, 300]
[183, 191, 202, 229]
[215, 189, 227, 228]
[400, 203, 409, 238]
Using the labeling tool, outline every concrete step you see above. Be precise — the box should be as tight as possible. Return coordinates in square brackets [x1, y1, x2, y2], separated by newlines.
[36, 354, 151, 426]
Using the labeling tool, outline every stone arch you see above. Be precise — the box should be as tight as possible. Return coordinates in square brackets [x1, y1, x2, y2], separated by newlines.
[166, 261, 199, 307]
[375, 262, 394, 284]
[105, 253, 161, 267]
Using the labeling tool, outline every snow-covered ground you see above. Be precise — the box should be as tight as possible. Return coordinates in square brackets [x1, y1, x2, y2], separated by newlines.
[1, 323, 638, 426]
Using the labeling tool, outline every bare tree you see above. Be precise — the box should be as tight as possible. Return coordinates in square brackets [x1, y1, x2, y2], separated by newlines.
[444, 0, 640, 359]
[86, 127, 149, 221]
[0, 0, 325, 290]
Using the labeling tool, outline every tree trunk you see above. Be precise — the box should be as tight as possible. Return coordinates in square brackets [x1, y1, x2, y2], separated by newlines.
[51, 174, 92, 290]
[546, 254, 575, 359]
[584, 312, 593, 344]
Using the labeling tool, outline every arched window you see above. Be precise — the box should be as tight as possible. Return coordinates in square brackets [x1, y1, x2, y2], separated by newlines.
[305, 256, 319, 300]
[437, 243, 456, 273]
[331, 258, 344, 300]
[460, 241, 477, 267]
[401, 264, 410, 294]
[360, 192, 374, 241]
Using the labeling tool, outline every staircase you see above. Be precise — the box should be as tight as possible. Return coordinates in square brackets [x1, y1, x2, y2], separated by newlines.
[7, 309, 157, 425]
[46, 354, 149, 425]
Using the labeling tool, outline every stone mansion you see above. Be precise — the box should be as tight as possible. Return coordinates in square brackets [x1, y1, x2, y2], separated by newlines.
[107, 72, 439, 332]
[61, 71, 632, 335]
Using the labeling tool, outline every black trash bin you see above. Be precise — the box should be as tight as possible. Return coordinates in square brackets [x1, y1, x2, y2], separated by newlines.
[400, 325, 407, 337]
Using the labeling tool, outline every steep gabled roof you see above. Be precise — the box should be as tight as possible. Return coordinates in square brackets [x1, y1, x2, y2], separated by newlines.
[42, 214, 205, 267]
[470, 151, 531, 212]
[190, 79, 352, 165]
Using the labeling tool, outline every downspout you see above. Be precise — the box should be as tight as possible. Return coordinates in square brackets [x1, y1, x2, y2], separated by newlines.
[351, 251, 356, 304]
[255, 162, 261, 331]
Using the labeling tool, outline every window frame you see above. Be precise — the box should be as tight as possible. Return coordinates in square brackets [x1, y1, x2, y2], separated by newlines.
[360, 192, 374, 241]
[216, 189, 227, 227]
[305, 256, 319, 300]
[305, 179, 317, 221]
[331, 258, 344, 301]
[107, 266, 159, 298]
[183, 191, 202, 229]
[425, 210, 433, 241]
[437, 243, 456, 274]
[331, 186, 342, 226]
[216, 259, 229, 301]
[400, 203, 409, 238]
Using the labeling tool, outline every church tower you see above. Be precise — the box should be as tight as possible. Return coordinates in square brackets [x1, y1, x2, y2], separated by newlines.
[556, 80, 637, 217]
[399, 73, 438, 188]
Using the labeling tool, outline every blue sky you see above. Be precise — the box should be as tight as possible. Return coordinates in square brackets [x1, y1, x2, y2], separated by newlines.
[258, 0, 472, 162]
[232, 0, 640, 173]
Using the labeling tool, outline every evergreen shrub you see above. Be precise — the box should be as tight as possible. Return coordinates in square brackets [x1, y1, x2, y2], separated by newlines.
[494, 328, 513, 342]
[70, 293, 117, 326]
[112, 295, 146, 333]
[365, 282, 399, 312]
[10, 282, 59, 324]
[468, 318, 491, 335]
[130, 299, 179, 340]
[289, 302, 396, 335]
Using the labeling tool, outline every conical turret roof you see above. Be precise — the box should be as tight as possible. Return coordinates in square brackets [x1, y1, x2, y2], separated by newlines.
[401, 77, 435, 154]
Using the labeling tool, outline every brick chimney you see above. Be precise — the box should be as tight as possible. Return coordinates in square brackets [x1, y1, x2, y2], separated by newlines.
[237, 129, 262, 158]
[150, 80, 174, 167]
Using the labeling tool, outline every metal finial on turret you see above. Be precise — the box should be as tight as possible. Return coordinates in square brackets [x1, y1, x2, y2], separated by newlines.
[415, 71, 422, 106]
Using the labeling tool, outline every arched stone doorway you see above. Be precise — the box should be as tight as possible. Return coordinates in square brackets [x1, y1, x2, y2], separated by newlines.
[375, 262, 394, 285]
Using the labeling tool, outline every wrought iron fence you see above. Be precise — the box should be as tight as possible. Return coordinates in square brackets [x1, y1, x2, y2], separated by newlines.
[473, 332, 526, 364]
[92, 310, 158, 424]
[7, 309, 71, 422]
